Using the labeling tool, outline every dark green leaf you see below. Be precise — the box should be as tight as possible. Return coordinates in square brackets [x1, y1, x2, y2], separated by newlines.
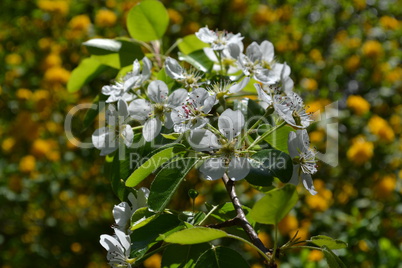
[67, 56, 109, 93]
[149, 158, 198, 212]
[125, 144, 186, 187]
[250, 184, 298, 225]
[322, 246, 347, 268]
[178, 50, 213, 72]
[162, 243, 211, 268]
[194, 247, 250, 268]
[308, 235, 348, 250]
[246, 149, 293, 185]
[127, 0, 169, 42]
[130, 207, 157, 231]
[264, 125, 295, 154]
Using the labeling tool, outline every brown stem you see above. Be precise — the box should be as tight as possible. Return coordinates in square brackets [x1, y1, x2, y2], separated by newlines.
[222, 174, 269, 254]
[206, 217, 239, 229]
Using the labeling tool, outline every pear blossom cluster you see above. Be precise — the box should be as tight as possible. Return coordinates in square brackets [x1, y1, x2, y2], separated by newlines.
[92, 26, 317, 195]
[100, 188, 149, 268]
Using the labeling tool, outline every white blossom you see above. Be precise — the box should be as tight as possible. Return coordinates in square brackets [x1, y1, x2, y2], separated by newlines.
[100, 228, 133, 268]
[203, 42, 243, 74]
[274, 92, 313, 129]
[195, 26, 244, 51]
[123, 57, 152, 91]
[128, 80, 187, 141]
[287, 130, 318, 195]
[171, 88, 216, 133]
[165, 57, 202, 88]
[92, 100, 134, 155]
[102, 82, 136, 104]
[188, 109, 250, 181]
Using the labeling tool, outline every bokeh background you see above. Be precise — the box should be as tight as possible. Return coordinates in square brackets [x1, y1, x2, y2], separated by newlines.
[1, 0, 401, 267]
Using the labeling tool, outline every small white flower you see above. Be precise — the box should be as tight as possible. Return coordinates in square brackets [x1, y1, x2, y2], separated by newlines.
[92, 100, 134, 156]
[171, 88, 216, 133]
[128, 80, 187, 141]
[287, 130, 318, 195]
[100, 228, 133, 268]
[102, 82, 136, 104]
[188, 109, 250, 181]
[203, 42, 243, 74]
[208, 77, 250, 98]
[113, 188, 150, 233]
[195, 26, 244, 51]
[123, 57, 152, 91]
[274, 92, 313, 129]
[238, 41, 287, 85]
[165, 57, 202, 88]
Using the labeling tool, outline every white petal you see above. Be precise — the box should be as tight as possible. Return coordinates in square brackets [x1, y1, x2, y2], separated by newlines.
[201, 95, 216, 113]
[164, 112, 174, 129]
[148, 80, 169, 103]
[121, 124, 134, 147]
[246, 42, 262, 62]
[203, 47, 219, 62]
[301, 173, 317, 195]
[92, 127, 109, 150]
[123, 75, 141, 91]
[113, 202, 131, 228]
[255, 83, 273, 105]
[195, 26, 217, 44]
[229, 77, 250, 93]
[260, 41, 275, 63]
[100, 234, 120, 252]
[287, 131, 299, 158]
[218, 109, 244, 140]
[102, 85, 114, 96]
[142, 57, 152, 79]
[228, 157, 250, 181]
[114, 228, 130, 252]
[200, 158, 226, 180]
[136, 187, 150, 208]
[106, 105, 118, 126]
[132, 59, 141, 76]
[168, 88, 188, 107]
[143, 118, 162, 142]
[128, 99, 152, 122]
[117, 99, 129, 119]
[189, 88, 209, 107]
[227, 42, 243, 59]
[289, 164, 300, 185]
[188, 129, 220, 151]
[165, 57, 185, 80]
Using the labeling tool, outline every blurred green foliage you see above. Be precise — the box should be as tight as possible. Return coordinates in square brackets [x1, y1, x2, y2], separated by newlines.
[0, 0, 401, 267]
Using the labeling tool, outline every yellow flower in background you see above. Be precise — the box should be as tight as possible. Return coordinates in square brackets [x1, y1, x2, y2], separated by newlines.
[346, 95, 370, 115]
[345, 55, 360, 72]
[347, 137, 374, 165]
[19, 155, 36, 173]
[308, 250, 324, 261]
[337, 183, 356, 204]
[300, 78, 318, 91]
[306, 99, 331, 113]
[385, 67, 402, 83]
[2, 137, 16, 153]
[95, 9, 117, 27]
[43, 53, 62, 69]
[167, 8, 183, 25]
[346, 37, 362, 49]
[38, 37, 53, 50]
[375, 174, 397, 199]
[37, 0, 69, 16]
[353, 0, 366, 10]
[379, 16, 400, 30]
[306, 179, 332, 211]
[368, 115, 395, 142]
[44, 66, 70, 84]
[310, 130, 325, 144]
[6, 53, 22, 65]
[390, 114, 401, 134]
[69, 14, 91, 31]
[143, 253, 162, 268]
[253, 5, 278, 25]
[16, 88, 33, 100]
[309, 49, 323, 62]
[362, 40, 383, 58]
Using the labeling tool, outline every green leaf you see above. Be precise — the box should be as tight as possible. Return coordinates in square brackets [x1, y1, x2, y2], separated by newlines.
[178, 50, 213, 72]
[246, 149, 293, 185]
[162, 243, 211, 268]
[84, 38, 144, 69]
[127, 0, 169, 42]
[178, 34, 209, 55]
[250, 184, 298, 225]
[157, 68, 176, 89]
[194, 247, 250, 268]
[125, 144, 186, 187]
[264, 125, 295, 154]
[67, 56, 109, 93]
[178, 211, 206, 225]
[130, 207, 157, 231]
[131, 214, 183, 258]
[164, 227, 227, 244]
[322, 246, 347, 268]
[148, 158, 198, 212]
[308, 235, 348, 250]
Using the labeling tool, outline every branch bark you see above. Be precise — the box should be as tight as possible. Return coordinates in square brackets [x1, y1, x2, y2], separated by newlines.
[222, 174, 269, 254]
